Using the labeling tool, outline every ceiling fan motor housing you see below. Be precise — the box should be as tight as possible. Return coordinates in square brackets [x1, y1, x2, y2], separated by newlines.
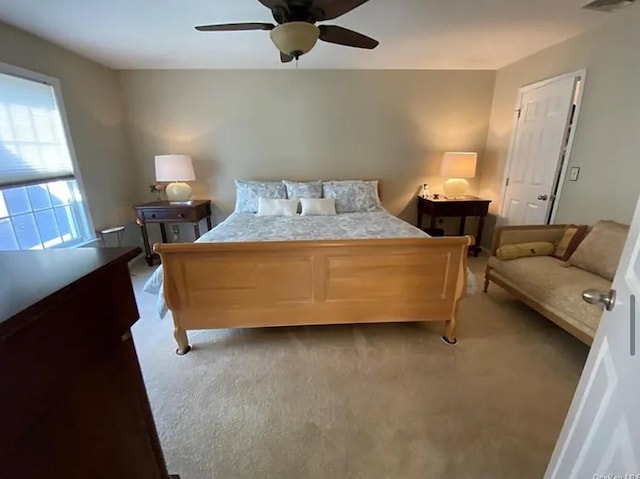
[270, 22, 320, 58]
[271, 3, 321, 23]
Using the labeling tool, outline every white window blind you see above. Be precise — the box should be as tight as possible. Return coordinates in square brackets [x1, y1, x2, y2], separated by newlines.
[0, 72, 75, 188]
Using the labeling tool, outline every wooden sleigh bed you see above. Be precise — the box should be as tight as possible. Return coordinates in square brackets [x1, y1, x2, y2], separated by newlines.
[155, 235, 472, 355]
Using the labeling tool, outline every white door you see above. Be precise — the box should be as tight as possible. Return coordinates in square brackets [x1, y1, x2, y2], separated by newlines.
[502, 73, 580, 226]
[545, 196, 640, 478]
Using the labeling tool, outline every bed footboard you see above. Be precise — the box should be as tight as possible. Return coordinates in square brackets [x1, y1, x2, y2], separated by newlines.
[155, 236, 472, 354]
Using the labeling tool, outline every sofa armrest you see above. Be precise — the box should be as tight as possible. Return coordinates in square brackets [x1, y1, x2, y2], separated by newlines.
[491, 225, 567, 256]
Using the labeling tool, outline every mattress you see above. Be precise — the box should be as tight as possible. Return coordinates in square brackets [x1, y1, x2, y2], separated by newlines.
[144, 209, 476, 317]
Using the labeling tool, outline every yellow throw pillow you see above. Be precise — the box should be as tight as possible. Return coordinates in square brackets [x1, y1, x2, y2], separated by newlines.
[496, 241, 556, 261]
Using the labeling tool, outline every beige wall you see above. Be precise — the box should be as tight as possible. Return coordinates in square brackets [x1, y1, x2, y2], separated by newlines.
[11, 9, 638, 251]
[479, 8, 640, 246]
[0, 21, 135, 233]
[119, 70, 495, 230]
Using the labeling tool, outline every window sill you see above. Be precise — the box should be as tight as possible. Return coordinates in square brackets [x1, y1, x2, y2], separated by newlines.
[73, 237, 101, 248]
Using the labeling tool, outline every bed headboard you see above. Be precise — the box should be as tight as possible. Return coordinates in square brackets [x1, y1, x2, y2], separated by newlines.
[371, 180, 383, 201]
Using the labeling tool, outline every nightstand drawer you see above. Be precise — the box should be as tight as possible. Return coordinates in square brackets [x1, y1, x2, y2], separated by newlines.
[461, 203, 490, 216]
[433, 203, 468, 216]
[141, 208, 193, 222]
[432, 202, 490, 217]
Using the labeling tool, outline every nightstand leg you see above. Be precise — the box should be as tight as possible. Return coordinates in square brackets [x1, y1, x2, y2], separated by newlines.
[459, 216, 467, 235]
[137, 220, 154, 267]
[193, 222, 201, 239]
[206, 215, 212, 230]
[474, 215, 487, 257]
[159, 223, 168, 243]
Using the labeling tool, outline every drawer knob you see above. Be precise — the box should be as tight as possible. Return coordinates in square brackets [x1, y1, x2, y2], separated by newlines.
[178, 213, 184, 218]
[151, 214, 156, 218]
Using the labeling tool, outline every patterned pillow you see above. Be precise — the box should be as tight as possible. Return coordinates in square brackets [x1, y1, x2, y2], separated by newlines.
[322, 180, 381, 213]
[283, 180, 323, 199]
[552, 224, 589, 261]
[234, 180, 287, 213]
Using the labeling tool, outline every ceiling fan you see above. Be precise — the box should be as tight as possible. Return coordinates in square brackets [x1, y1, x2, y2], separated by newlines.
[195, 0, 379, 63]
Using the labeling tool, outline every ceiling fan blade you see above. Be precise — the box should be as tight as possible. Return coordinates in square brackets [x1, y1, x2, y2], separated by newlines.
[312, 0, 372, 21]
[318, 25, 379, 49]
[257, 0, 288, 9]
[195, 23, 275, 32]
[280, 52, 294, 63]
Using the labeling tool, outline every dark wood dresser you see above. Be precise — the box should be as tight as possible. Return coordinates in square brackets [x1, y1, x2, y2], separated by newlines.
[0, 248, 175, 479]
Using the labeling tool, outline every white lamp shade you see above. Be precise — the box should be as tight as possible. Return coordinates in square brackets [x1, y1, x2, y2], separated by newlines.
[440, 152, 477, 178]
[155, 155, 196, 182]
[270, 22, 320, 57]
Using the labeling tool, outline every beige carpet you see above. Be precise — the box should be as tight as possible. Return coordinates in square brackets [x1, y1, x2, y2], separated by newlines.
[130, 256, 588, 479]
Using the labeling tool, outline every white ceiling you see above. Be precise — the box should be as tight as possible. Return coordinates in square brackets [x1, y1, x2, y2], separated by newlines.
[0, 0, 618, 70]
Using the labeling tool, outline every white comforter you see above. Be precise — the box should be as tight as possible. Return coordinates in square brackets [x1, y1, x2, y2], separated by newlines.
[144, 210, 476, 317]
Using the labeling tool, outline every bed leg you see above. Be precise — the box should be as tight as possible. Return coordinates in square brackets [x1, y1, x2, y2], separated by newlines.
[442, 317, 458, 346]
[174, 327, 191, 355]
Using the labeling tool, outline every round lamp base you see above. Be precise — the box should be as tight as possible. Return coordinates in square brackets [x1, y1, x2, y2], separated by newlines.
[165, 182, 192, 202]
[443, 178, 470, 199]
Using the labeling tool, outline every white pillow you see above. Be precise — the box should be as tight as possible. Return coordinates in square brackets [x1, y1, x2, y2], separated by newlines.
[257, 198, 299, 216]
[300, 198, 337, 216]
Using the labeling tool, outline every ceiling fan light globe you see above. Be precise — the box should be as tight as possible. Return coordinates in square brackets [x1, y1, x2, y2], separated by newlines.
[270, 22, 320, 57]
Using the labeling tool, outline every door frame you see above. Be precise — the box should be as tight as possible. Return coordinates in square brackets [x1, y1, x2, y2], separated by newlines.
[498, 69, 587, 225]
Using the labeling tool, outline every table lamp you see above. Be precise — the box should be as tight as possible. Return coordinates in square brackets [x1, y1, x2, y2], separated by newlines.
[155, 154, 196, 203]
[440, 152, 477, 198]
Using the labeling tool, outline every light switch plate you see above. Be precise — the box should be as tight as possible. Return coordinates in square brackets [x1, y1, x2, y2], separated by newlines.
[569, 166, 580, 181]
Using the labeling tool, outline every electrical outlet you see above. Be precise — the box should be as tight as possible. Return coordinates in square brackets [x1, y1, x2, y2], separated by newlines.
[171, 225, 180, 242]
[569, 167, 581, 181]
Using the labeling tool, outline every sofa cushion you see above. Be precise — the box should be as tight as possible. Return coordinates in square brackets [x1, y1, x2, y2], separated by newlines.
[488, 255, 610, 336]
[568, 220, 629, 281]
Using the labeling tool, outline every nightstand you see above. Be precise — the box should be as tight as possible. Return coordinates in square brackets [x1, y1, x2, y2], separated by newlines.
[417, 196, 491, 257]
[133, 200, 213, 266]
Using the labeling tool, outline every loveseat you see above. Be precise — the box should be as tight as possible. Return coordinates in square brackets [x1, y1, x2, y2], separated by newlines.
[484, 221, 629, 345]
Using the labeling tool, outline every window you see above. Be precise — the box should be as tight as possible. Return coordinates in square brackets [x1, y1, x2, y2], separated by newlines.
[0, 63, 93, 250]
